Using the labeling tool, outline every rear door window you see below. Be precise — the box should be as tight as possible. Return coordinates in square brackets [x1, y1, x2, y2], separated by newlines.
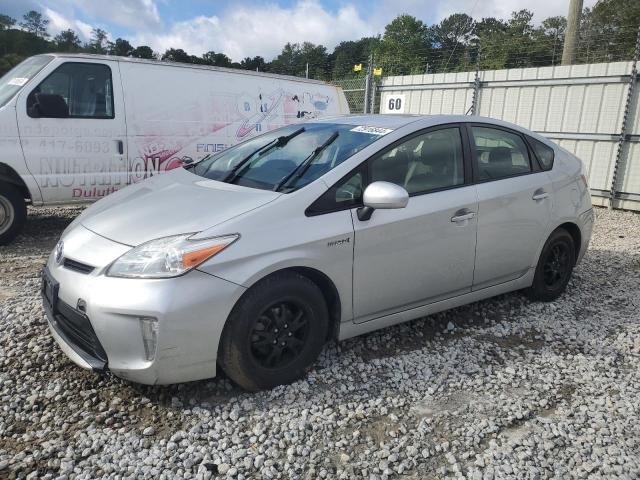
[471, 126, 531, 181]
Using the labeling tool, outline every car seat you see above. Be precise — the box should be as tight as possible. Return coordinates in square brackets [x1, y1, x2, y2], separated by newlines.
[405, 137, 456, 192]
[371, 149, 410, 187]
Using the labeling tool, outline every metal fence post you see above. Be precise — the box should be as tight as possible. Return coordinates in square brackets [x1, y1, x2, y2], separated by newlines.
[363, 54, 373, 114]
[609, 26, 640, 209]
[469, 45, 481, 115]
[369, 77, 377, 114]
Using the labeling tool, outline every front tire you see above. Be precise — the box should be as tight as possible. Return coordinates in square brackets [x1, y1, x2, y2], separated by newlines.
[218, 272, 329, 391]
[0, 181, 27, 246]
[526, 228, 575, 302]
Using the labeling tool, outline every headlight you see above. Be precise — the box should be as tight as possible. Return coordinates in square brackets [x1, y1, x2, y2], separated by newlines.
[106, 233, 238, 278]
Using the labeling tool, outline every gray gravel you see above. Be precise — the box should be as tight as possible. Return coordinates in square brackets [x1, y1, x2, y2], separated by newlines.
[1, 206, 639, 479]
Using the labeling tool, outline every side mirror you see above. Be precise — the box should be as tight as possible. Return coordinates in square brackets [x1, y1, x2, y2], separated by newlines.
[29, 93, 69, 118]
[357, 181, 409, 221]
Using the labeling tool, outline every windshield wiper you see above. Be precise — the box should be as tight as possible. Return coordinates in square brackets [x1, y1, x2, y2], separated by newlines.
[183, 154, 208, 170]
[223, 127, 305, 184]
[275, 131, 339, 192]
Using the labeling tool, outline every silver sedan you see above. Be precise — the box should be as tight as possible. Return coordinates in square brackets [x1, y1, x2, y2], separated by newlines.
[42, 115, 593, 390]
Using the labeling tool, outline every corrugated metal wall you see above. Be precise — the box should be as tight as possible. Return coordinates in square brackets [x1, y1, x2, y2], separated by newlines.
[379, 62, 639, 210]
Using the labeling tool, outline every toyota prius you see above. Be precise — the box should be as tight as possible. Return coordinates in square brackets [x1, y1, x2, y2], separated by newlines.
[42, 115, 593, 390]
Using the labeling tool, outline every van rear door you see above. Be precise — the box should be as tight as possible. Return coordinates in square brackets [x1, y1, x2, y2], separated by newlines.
[16, 58, 127, 203]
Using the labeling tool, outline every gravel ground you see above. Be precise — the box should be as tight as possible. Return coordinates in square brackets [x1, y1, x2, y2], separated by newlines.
[1, 206, 639, 480]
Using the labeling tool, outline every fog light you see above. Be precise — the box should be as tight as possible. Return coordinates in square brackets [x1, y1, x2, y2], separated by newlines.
[140, 317, 158, 361]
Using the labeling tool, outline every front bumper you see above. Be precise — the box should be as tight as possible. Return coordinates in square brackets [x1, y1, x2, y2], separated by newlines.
[42, 271, 108, 370]
[43, 227, 246, 385]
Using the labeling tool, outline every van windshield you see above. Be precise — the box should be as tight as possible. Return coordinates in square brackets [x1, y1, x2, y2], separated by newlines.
[0, 55, 53, 108]
[188, 123, 389, 192]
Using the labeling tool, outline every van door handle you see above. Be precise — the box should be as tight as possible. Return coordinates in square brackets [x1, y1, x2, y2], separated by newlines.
[451, 209, 476, 223]
[532, 189, 549, 201]
[115, 140, 124, 155]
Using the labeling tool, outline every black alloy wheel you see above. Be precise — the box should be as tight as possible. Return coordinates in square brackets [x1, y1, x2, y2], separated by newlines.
[218, 271, 329, 391]
[526, 228, 576, 302]
[249, 300, 310, 369]
[542, 243, 571, 289]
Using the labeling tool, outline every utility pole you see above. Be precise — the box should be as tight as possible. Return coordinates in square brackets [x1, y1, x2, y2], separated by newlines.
[305, 62, 309, 79]
[562, 0, 583, 65]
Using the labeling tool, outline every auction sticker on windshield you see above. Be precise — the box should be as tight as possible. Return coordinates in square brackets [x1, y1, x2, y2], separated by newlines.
[350, 125, 394, 135]
[7, 77, 29, 86]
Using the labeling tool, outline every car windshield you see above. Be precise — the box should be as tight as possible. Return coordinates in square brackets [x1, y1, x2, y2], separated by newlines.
[0, 55, 53, 109]
[188, 123, 389, 192]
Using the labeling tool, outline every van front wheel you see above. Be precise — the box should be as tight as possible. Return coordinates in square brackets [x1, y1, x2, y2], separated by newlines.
[0, 181, 27, 245]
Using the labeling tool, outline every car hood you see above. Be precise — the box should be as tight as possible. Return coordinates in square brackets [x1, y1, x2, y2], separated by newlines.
[79, 168, 280, 246]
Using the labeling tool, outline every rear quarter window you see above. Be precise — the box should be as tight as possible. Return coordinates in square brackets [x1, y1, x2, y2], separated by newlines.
[529, 137, 555, 171]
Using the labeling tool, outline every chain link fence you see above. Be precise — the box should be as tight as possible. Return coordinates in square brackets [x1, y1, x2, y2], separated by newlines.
[330, 78, 367, 114]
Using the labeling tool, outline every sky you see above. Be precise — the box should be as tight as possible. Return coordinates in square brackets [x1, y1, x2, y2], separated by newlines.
[1, 0, 599, 61]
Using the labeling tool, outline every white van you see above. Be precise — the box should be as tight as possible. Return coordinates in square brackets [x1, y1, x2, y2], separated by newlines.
[0, 53, 349, 244]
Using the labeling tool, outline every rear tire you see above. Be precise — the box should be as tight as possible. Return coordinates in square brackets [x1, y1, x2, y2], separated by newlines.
[218, 272, 329, 391]
[526, 228, 575, 302]
[0, 181, 27, 246]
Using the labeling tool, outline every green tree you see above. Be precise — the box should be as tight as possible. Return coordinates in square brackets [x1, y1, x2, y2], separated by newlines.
[375, 15, 431, 75]
[431, 13, 476, 71]
[131, 45, 155, 59]
[240, 56, 267, 71]
[54, 29, 81, 52]
[473, 17, 508, 69]
[270, 42, 299, 75]
[87, 28, 109, 54]
[0, 14, 16, 31]
[541, 16, 566, 65]
[20, 10, 49, 38]
[330, 37, 378, 79]
[579, 0, 640, 63]
[270, 42, 329, 79]
[506, 10, 551, 67]
[109, 38, 134, 57]
[299, 42, 329, 79]
[162, 48, 191, 63]
[202, 51, 233, 67]
[474, 10, 549, 70]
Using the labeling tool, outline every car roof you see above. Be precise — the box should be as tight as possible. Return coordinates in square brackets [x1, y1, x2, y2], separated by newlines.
[315, 114, 548, 141]
[313, 114, 513, 129]
[314, 114, 425, 129]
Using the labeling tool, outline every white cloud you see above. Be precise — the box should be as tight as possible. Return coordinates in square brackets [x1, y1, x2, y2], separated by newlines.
[74, 0, 161, 31]
[44, 7, 96, 41]
[133, 0, 375, 61]
[75, 19, 94, 40]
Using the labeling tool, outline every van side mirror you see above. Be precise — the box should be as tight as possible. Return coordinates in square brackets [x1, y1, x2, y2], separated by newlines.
[29, 93, 69, 118]
[357, 181, 409, 221]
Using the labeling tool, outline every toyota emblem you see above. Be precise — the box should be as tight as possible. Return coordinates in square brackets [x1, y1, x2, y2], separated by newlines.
[55, 241, 64, 265]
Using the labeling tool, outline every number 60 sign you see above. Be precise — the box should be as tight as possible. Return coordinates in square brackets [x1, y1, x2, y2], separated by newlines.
[381, 94, 405, 114]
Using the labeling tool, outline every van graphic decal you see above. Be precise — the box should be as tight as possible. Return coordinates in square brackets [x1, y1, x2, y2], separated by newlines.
[27, 82, 343, 201]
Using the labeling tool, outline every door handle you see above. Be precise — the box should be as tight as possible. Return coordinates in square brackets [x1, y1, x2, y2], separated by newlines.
[115, 140, 124, 155]
[532, 189, 549, 201]
[451, 209, 476, 223]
